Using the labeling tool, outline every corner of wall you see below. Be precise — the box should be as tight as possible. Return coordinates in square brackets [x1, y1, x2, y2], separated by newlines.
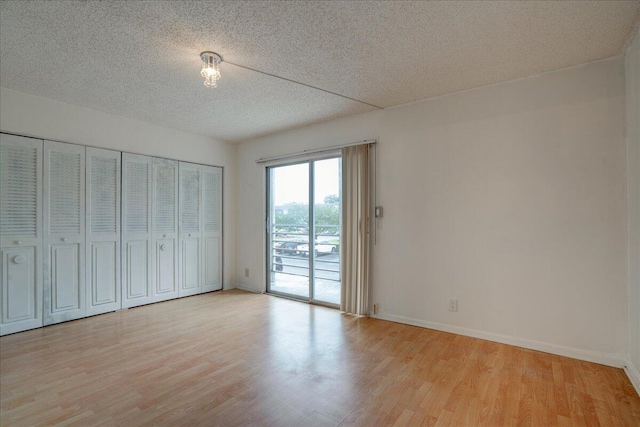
[234, 285, 263, 294]
[625, 21, 640, 391]
[624, 360, 640, 397]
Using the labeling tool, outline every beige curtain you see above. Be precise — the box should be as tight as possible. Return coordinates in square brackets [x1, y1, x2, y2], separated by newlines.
[340, 144, 371, 316]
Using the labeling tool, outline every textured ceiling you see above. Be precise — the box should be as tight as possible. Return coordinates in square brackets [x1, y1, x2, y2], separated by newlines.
[1, 1, 639, 142]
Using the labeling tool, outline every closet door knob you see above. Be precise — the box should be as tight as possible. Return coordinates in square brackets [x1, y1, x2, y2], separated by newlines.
[163, 234, 166, 238]
[61, 237, 68, 242]
[14, 240, 22, 245]
[160, 244, 166, 251]
[12, 255, 25, 264]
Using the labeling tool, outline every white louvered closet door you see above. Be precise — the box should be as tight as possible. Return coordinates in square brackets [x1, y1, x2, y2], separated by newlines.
[178, 162, 202, 296]
[0, 134, 43, 336]
[152, 158, 179, 301]
[202, 166, 222, 292]
[43, 141, 86, 325]
[86, 148, 121, 316]
[122, 154, 153, 308]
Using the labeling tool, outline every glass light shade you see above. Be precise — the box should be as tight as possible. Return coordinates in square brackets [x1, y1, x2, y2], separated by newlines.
[200, 52, 221, 88]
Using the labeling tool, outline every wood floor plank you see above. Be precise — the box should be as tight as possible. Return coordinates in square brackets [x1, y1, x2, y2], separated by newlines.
[1, 290, 639, 426]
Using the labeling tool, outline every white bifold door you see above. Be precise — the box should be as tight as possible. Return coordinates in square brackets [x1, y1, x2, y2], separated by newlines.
[1, 132, 223, 336]
[178, 163, 223, 296]
[86, 148, 121, 316]
[202, 165, 222, 292]
[43, 141, 86, 325]
[0, 134, 43, 335]
[178, 162, 202, 296]
[122, 154, 153, 308]
[153, 158, 179, 301]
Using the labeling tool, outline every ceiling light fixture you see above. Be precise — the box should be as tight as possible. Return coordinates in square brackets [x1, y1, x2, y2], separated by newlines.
[200, 51, 222, 88]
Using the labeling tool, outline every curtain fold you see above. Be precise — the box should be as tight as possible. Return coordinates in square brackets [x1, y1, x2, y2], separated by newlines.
[340, 144, 371, 316]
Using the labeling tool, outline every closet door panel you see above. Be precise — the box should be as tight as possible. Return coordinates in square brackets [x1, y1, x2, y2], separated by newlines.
[90, 242, 117, 306]
[202, 166, 222, 292]
[1, 247, 38, 333]
[50, 244, 80, 311]
[152, 158, 179, 301]
[125, 241, 150, 298]
[181, 238, 200, 291]
[178, 162, 202, 296]
[44, 141, 85, 325]
[203, 236, 221, 288]
[122, 154, 153, 308]
[0, 134, 43, 336]
[156, 240, 176, 295]
[86, 148, 121, 316]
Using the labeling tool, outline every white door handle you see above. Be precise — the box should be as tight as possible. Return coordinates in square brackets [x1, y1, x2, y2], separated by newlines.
[12, 255, 25, 264]
[160, 243, 166, 251]
[61, 237, 68, 242]
[14, 240, 22, 245]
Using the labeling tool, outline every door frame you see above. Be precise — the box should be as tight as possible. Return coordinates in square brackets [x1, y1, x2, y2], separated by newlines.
[265, 156, 341, 308]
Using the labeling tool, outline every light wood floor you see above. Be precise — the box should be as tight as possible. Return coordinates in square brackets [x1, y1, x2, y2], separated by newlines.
[1, 290, 639, 426]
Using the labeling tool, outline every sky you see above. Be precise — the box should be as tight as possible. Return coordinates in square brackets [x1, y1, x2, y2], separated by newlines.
[272, 158, 341, 205]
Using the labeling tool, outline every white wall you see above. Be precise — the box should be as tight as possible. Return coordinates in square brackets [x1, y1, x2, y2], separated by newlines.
[626, 30, 640, 388]
[236, 57, 629, 366]
[0, 87, 237, 288]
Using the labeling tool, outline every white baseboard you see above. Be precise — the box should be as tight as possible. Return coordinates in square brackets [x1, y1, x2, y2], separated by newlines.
[371, 312, 626, 368]
[624, 361, 640, 397]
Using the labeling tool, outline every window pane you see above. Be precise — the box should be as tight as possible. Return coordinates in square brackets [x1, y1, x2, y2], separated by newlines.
[268, 163, 309, 299]
[313, 158, 341, 305]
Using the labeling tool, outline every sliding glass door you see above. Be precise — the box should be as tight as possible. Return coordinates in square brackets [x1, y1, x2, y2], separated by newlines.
[267, 157, 341, 306]
[268, 162, 310, 299]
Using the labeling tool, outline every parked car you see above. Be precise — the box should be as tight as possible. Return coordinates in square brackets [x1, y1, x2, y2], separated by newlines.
[274, 241, 300, 255]
[298, 242, 338, 256]
[274, 256, 283, 271]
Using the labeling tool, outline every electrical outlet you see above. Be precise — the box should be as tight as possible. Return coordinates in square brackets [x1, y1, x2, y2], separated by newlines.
[449, 299, 458, 312]
[245, 268, 250, 278]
